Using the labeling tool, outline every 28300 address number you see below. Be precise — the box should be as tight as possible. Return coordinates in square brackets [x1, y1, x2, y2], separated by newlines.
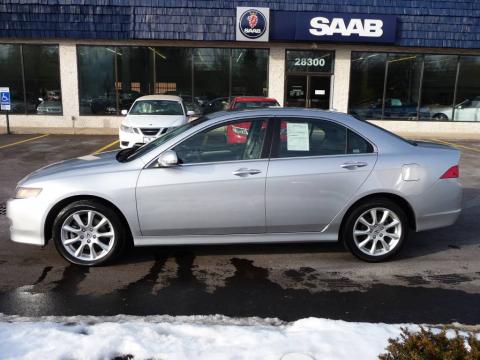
[294, 58, 326, 67]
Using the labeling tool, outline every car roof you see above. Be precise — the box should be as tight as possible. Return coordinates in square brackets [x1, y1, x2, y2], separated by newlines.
[205, 107, 350, 122]
[232, 96, 278, 103]
[134, 95, 183, 102]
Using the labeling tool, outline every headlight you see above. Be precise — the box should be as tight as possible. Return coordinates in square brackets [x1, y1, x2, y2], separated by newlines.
[120, 124, 137, 133]
[15, 187, 42, 199]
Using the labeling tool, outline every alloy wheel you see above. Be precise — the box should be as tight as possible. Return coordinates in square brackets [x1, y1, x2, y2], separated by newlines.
[353, 207, 402, 257]
[60, 210, 115, 261]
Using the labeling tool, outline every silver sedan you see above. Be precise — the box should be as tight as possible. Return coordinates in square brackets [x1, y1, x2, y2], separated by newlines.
[7, 109, 462, 266]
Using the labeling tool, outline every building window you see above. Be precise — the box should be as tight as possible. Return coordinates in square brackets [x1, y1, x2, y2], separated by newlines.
[421, 55, 458, 121]
[154, 47, 192, 98]
[116, 46, 154, 113]
[77, 46, 269, 116]
[193, 48, 230, 105]
[78, 46, 116, 115]
[0, 43, 61, 115]
[23, 45, 62, 115]
[231, 48, 269, 97]
[349, 52, 480, 122]
[0, 44, 24, 114]
[348, 52, 387, 120]
[454, 56, 480, 121]
[384, 53, 423, 120]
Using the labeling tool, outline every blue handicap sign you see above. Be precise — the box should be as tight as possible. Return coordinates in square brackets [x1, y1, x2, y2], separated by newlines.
[0, 87, 11, 110]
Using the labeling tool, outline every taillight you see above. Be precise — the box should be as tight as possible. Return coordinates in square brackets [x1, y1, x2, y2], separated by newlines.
[440, 165, 459, 179]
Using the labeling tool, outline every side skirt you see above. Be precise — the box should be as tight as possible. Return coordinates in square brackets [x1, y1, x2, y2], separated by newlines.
[133, 231, 339, 246]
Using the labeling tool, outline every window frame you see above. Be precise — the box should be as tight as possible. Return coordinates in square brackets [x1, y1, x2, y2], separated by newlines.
[269, 116, 376, 160]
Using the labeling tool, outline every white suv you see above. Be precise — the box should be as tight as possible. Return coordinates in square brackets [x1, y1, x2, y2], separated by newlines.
[119, 95, 194, 149]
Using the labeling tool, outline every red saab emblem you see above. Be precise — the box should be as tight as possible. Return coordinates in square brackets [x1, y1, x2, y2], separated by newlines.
[248, 11, 258, 29]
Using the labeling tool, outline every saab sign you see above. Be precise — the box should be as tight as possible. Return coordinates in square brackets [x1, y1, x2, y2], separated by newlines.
[271, 12, 397, 43]
[236, 7, 270, 42]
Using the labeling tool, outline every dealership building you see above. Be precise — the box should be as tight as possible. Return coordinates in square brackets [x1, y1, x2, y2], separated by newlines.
[1, 0, 480, 137]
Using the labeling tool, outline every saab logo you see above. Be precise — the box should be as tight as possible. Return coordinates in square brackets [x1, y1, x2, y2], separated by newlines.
[239, 9, 267, 39]
[309, 17, 384, 38]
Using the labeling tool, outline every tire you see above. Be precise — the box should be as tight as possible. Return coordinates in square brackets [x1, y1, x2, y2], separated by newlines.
[342, 198, 408, 262]
[52, 200, 126, 266]
[433, 113, 449, 121]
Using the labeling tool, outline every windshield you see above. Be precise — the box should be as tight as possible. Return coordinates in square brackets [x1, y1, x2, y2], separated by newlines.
[233, 101, 279, 110]
[124, 117, 206, 161]
[129, 100, 184, 115]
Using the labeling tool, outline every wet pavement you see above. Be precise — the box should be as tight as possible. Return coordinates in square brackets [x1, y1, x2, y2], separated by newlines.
[1, 134, 480, 323]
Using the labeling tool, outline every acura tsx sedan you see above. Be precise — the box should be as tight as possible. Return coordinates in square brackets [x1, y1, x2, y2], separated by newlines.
[7, 108, 462, 266]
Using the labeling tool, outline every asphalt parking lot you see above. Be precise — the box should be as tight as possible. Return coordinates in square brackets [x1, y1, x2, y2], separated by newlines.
[0, 134, 480, 323]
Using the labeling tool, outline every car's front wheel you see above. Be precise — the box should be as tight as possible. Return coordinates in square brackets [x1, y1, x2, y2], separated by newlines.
[52, 200, 126, 266]
[343, 199, 407, 262]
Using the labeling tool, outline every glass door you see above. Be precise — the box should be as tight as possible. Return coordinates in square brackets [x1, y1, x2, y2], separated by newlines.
[285, 75, 331, 109]
[309, 76, 331, 109]
[285, 75, 307, 107]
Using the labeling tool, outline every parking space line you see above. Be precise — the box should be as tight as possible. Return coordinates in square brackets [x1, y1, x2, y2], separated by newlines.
[431, 138, 480, 153]
[92, 139, 119, 154]
[0, 134, 49, 150]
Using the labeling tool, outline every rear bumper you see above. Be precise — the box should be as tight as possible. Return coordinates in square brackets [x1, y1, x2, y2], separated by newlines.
[6, 197, 47, 246]
[414, 179, 462, 232]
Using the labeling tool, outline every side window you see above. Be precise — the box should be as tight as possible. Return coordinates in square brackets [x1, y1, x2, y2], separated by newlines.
[276, 118, 347, 158]
[347, 130, 374, 154]
[174, 119, 268, 164]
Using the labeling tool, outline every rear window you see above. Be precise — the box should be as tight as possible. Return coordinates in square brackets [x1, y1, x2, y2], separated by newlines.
[347, 130, 374, 154]
[233, 101, 279, 110]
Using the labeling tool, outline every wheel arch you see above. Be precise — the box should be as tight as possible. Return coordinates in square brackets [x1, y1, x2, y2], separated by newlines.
[339, 192, 417, 241]
[44, 195, 133, 245]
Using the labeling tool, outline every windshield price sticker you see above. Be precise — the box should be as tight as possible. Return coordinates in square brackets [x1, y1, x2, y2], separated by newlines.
[287, 122, 310, 151]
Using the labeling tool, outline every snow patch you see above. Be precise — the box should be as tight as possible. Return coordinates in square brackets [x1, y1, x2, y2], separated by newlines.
[0, 314, 417, 360]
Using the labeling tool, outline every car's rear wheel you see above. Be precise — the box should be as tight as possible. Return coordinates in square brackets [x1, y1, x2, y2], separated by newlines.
[433, 113, 449, 121]
[343, 199, 407, 262]
[53, 200, 126, 266]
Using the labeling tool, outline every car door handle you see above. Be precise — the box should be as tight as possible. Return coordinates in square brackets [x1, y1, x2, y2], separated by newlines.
[233, 168, 262, 176]
[340, 162, 368, 169]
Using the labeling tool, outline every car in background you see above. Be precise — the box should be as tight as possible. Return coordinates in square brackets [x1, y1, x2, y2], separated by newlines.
[91, 90, 142, 114]
[119, 95, 194, 149]
[7, 108, 462, 266]
[229, 96, 280, 110]
[429, 97, 480, 121]
[37, 100, 62, 114]
[202, 97, 230, 115]
[226, 97, 280, 143]
[350, 98, 429, 120]
[183, 101, 203, 120]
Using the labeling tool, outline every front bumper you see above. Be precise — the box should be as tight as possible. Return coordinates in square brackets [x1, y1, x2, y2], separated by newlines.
[7, 197, 48, 246]
[119, 130, 146, 149]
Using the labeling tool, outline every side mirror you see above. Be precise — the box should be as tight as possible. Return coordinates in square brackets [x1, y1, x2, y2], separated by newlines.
[187, 110, 195, 116]
[121, 109, 128, 116]
[157, 150, 179, 167]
